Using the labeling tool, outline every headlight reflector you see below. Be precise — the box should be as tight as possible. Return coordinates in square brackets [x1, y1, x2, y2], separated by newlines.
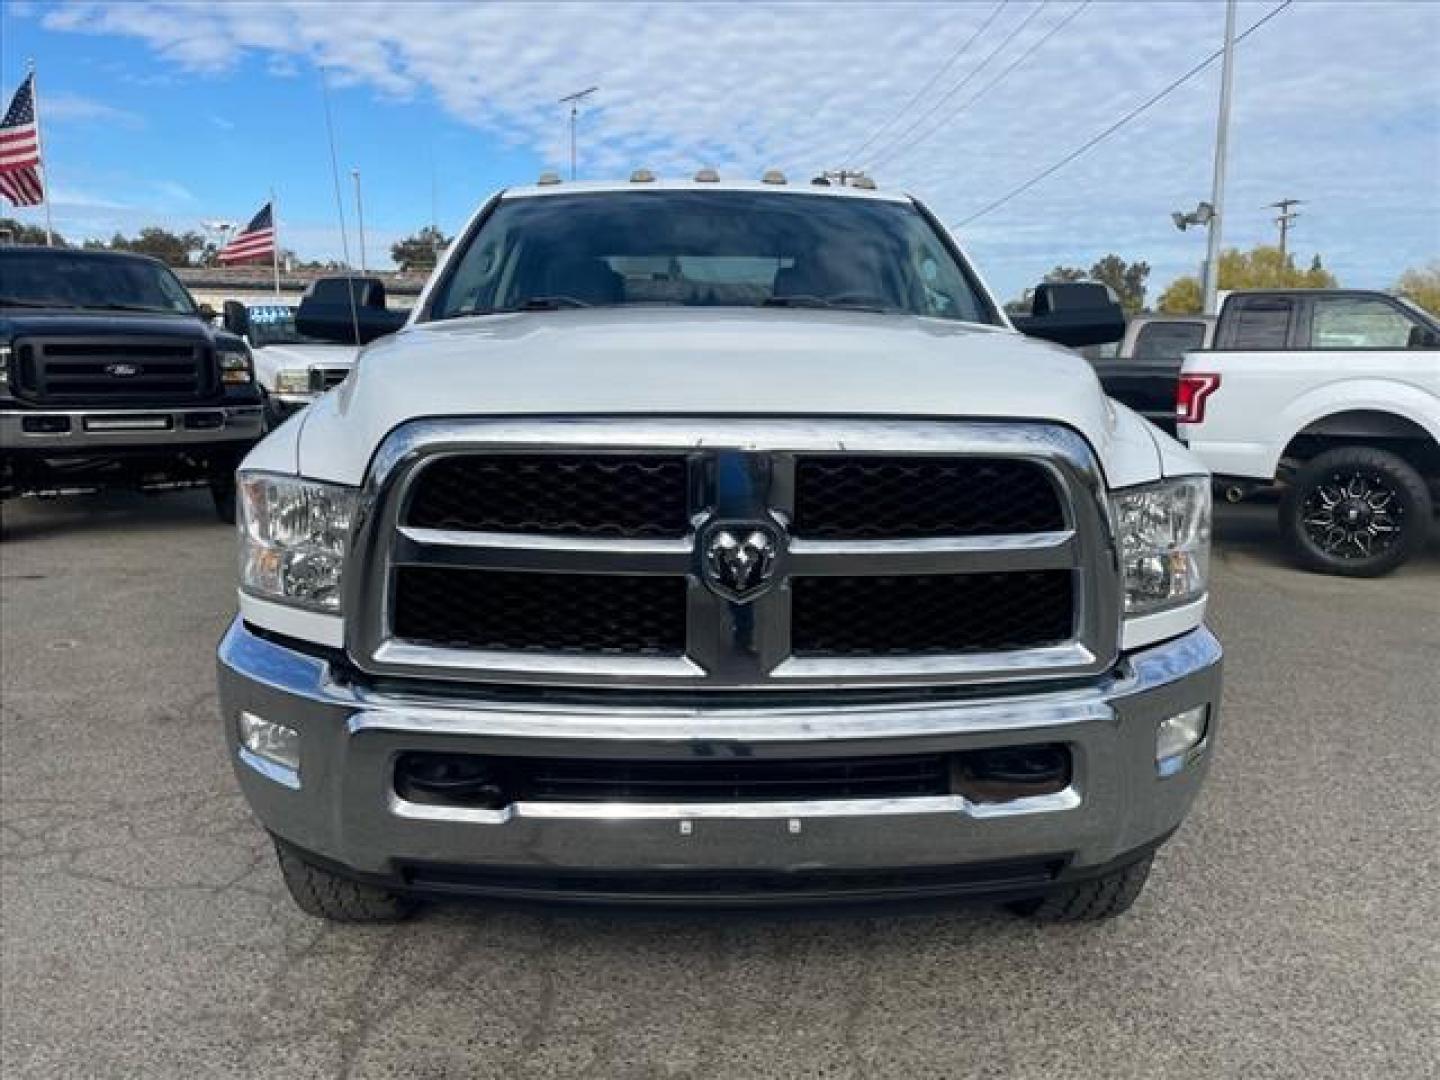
[274, 370, 311, 394]
[1110, 477, 1210, 614]
[238, 472, 357, 611]
[219, 345, 253, 385]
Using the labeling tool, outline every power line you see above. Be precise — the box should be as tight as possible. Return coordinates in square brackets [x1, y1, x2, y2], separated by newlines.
[845, 0, 1009, 165]
[865, 1, 1050, 168]
[956, 0, 1293, 228]
[877, 0, 1092, 170]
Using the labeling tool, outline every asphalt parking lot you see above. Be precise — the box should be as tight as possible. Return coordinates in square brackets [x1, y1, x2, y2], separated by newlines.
[2, 492, 1437, 1080]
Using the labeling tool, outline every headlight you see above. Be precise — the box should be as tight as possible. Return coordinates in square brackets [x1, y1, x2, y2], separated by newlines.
[219, 344, 253, 385]
[274, 370, 311, 394]
[238, 472, 357, 612]
[1110, 476, 1210, 614]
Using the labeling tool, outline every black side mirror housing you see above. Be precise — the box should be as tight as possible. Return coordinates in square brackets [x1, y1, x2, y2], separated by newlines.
[294, 276, 408, 345]
[1407, 324, 1439, 348]
[221, 300, 249, 338]
[196, 303, 218, 324]
[1012, 282, 1126, 348]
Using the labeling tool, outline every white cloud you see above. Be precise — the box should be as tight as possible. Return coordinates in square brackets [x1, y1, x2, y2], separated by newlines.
[29, 0, 1440, 297]
[41, 91, 144, 128]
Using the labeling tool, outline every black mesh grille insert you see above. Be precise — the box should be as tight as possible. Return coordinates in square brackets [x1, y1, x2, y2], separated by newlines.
[393, 567, 687, 655]
[406, 454, 689, 536]
[791, 571, 1074, 656]
[793, 456, 1064, 538]
[14, 337, 210, 404]
[487, 753, 951, 802]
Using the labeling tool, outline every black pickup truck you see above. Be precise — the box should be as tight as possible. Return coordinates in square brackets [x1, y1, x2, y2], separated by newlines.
[0, 247, 265, 521]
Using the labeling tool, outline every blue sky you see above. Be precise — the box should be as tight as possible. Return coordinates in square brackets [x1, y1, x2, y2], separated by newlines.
[2, 1, 1437, 303]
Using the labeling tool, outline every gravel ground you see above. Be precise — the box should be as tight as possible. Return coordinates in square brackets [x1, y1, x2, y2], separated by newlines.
[2, 491, 1437, 1079]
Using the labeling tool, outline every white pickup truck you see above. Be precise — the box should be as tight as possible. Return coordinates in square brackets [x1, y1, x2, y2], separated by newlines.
[217, 175, 1221, 923]
[1179, 289, 1440, 575]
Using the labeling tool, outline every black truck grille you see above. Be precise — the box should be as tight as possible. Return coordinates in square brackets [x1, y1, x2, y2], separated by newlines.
[393, 567, 688, 655]
[13, 338, 211, 404]
[791, 571, 1075, 656]
[405, 454, 690, 536]
[793, 456, 1064, 538]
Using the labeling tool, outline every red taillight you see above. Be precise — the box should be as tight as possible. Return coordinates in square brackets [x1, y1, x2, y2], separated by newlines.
[1177, 373, 1221, 424]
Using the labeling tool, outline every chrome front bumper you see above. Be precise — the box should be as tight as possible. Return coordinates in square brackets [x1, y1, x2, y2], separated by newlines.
[0, 405, 264, 450]
[217, 618, 1221, 900]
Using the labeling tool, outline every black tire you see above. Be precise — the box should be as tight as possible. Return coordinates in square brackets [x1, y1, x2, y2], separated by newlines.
[210, 475, 237, 525]
[1280, 446, 1431, 577]
[274, 840, 416, 923]
[1008, 855, 1153, 922]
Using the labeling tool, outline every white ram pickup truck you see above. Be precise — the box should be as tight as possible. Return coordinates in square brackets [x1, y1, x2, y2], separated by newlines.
[218, 176, 1221, 922]
[1178, 289, 1440, 576]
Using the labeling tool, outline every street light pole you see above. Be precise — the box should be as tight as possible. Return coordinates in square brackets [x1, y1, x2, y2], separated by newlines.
[351, 168, 367, 275]
[558, 86, 598, 181]
[1202, 0, 1237, 317]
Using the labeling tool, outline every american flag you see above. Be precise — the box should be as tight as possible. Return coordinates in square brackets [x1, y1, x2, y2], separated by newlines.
[0, 74, 44, 207]
[217, 202, 276, 264]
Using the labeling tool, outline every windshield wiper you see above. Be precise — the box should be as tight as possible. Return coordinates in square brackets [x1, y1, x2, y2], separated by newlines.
[480, 296, 594, 314]
[761, 294, 890, 314]
[0, 296, 79, 309]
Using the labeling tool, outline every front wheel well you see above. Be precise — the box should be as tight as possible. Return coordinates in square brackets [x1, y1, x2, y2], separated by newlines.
[1279, 410, 1439, 482]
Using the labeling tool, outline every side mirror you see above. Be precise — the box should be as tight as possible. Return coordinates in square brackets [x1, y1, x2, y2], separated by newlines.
[1407, 325, 1439, 349]
[221, 300, 250, 338]
[197, 303, 218, 324]
[1012, 282, 1125, 348]
[295, 293, 407, 345]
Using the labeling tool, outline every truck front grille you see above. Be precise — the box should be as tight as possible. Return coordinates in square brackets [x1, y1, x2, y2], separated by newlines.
[405, 454, 689, 536]
[356, 419, 1117, 691]
[393, 567, 687, 655]
[793, 456, 1063, 538]
[12, 337, 211, 404]
[791, 571, 1074, 656]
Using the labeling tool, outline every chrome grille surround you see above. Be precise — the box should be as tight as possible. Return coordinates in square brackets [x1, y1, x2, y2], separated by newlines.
[345, 418, 1120, 691]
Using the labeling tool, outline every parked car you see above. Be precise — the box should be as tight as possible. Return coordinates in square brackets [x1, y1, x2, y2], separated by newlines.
[218, 175, 1221, 923]
[1090, 314, 1216, 435]
[0, 247, 264, 521]
[1179, 288, 1440, 575]
[220, 275, 401, 424]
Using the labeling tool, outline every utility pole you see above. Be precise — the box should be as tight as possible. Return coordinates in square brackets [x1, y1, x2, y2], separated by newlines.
[1202, 0, 1237, 318]
[351, 169, 367, 275]
[1270, 197, 1301, 258]
[558, 86, 598, 180]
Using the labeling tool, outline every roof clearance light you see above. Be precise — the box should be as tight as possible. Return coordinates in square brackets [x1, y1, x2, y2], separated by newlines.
[536, 172, 561, 185]
[630, 168, 656, 183]
[761, 170, 787, 185]
[851, 175, 877, 190]
[694, 168, 719, 182]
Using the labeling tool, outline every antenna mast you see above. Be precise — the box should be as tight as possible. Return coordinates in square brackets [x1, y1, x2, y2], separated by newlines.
[558, 86, 598, 180]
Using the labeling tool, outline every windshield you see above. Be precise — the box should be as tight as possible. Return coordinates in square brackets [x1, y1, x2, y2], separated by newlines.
[0, 252, 197, 315]
[245, 303, 325, 347]
[425, 190, 999, 325]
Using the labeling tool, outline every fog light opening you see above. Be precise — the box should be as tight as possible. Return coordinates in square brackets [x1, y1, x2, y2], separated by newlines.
[1156, 705, 1209, 777]
[396, 753, 508, 810]
[238, 711, 300, 774]
[952, 744, 1071, 804]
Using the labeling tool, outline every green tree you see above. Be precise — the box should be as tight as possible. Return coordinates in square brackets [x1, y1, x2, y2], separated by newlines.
[104, 226, 207, 266]
[1043, 265, 1088, 284]
[1156, 245, 1339, 314]
[1394, 263, 1440, 315]
[390, 226, 450, 273]
[0, 217, 68, 247]
[1089, 254, 1149, 315]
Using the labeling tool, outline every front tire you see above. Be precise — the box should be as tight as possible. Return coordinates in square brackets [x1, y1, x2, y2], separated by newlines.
[1280, 447, 1431, 577]
[1008, 855, 1153, 922]
[274, 841, 416, 923]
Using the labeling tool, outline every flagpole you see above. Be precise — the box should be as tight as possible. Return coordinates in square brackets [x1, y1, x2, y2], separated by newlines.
[269, 187, 281, 296]
[27, 59, 55, 247]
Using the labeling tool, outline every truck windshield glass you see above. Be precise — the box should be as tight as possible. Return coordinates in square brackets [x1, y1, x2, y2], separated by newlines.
[426, 191, 998, 325]
[0, 252, 196, 315]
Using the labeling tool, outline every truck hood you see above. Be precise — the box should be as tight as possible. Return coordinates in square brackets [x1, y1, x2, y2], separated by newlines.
[292, 308, 1163, 487]
[255, 343, 358, 369]
[0, 308, 210, 341]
